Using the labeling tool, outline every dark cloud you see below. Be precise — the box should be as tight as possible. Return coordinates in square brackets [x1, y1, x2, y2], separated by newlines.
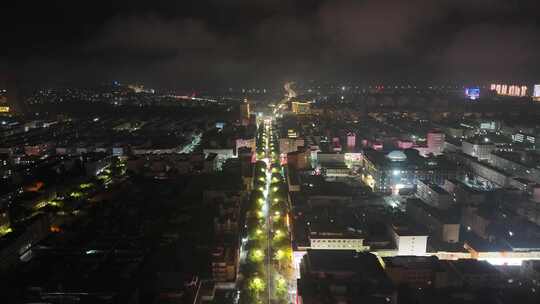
[440, 24, 540, 81]
[318, 0, 442, 55]
[2, 0, 540, 88]
[92, 18, 212, 52]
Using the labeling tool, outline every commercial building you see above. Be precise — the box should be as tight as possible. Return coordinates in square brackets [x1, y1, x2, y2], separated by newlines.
[396, 139, 414, 149]
[384, 256, 505, 290]
[316, 152, 345, 165]
[447, 175, 486, 205]
[447, 152, 511, 188]
[308, 222, 370, 252]
[310, 237, 368, 252]
[235, 137, 256, 155]
[203, 148, 235, 169]
[211, 246, 237, 282]
[512, 132, 535, 144]
[5, 79, 25, 115]
[298, 250, 396, 304]
[442, 124, 475, 139]
[206, 189, 242, 283]
[462, 139, 494, 161]
[446, 259, 502, 288]
[279, 138, 304, 154]
[346, 132, 356, 150]
[287, 148, 310, 170]
[331, 137, 342, 152]
[490, 83, 528, 97]
[361, 149, 456, 193]
[406, 198, 460, 244]
[416, 180, 452, 209]
[291, 101, 311, 115]
[239, 99, 250, 126]
[479, 120, 501, 131]
[383, 256, 449, 288]
[320, 162, 350, 177]
[489, 152, 540, 183]
[443, 138, 461, 153]
[427, 130, 445, 155]
[390, 224, 428, 256]
[287, 166, 301, 192]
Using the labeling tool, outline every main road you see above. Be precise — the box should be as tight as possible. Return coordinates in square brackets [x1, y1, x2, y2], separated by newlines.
[260, 116, 295, 304]
[241, 85, 296, 304]
[263, 123, 272, 303]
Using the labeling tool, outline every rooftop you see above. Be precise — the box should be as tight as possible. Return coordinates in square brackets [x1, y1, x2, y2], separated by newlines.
[383, 255, 442, 271]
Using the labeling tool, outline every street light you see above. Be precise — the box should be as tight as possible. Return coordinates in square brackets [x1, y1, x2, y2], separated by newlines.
[275, 249, 284, 260]
[251, 249, 264, 262]
[250, 276, 265, 293]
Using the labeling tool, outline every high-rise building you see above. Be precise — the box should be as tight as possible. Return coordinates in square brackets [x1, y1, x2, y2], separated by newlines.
[239, 98, 250, 126]
[462, 139, 494, 161]
[361, 149, 456, 193]
[427, 131, 445, 155]
[4, 79, 25, 115]
[279, 138, 304, 154]
[287, 148, 310, 170]
[332, 137, 342, 152]
[291, 101, 311, 115]
[0, 92, 9, 112]
[346, 132, 356, 150]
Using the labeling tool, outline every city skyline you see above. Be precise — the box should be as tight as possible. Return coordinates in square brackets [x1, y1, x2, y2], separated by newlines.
[4, 2, 540, 304]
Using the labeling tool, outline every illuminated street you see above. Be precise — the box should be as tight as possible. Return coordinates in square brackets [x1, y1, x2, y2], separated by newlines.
[239, 114, 294, 304]
[263, 117, 295, 304]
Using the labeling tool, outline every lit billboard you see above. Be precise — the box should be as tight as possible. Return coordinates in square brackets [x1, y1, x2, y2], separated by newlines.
[465, 87, 480, 100]
[490, 83, 528, 97]
[534, 84, 540, 101]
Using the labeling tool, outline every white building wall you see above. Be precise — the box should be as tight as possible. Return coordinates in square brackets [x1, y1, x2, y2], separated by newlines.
[396, 235, 428, 256]
[310, 238, 369, 252]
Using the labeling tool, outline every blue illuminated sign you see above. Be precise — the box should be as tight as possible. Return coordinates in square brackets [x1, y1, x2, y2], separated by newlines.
[465, 87, 480, 100]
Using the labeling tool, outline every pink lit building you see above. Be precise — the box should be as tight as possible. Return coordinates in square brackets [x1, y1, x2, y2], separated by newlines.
[347, 132, 356, 150]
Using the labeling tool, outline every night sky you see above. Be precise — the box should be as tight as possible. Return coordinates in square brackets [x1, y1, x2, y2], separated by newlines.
[2, 0, 540, 89]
